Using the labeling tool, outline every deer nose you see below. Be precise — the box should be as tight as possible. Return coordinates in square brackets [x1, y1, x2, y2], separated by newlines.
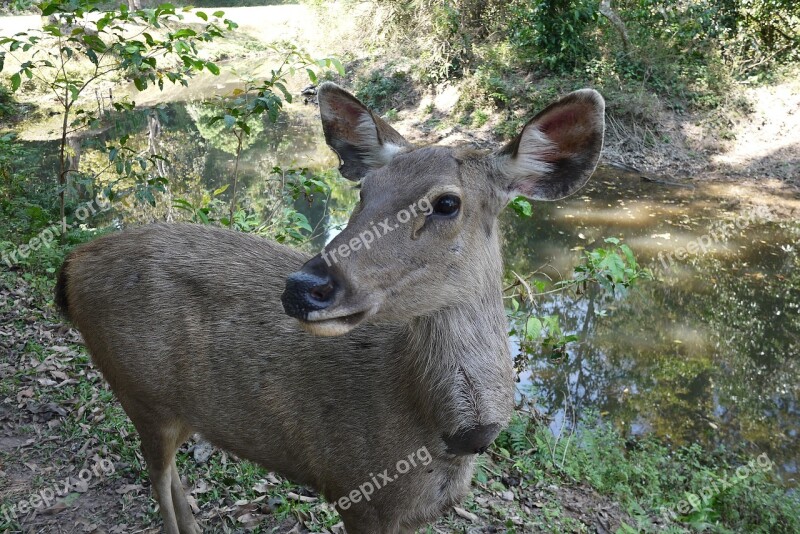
[281, 256, 337, 320]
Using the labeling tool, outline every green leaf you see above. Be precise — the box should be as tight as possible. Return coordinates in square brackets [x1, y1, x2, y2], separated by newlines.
[172, 28, 197, 39]
[172, 199, 194, 212]
[42, 24, 63, 37]
[205, 61, 220, 75]
[40, 3, 60, 16]
[133, 77, 146, 91]
[10, 72, 20, 91]
[619, 244, 637, 268]
[306, 68, 317, 84]
[294, 213, 312, 232]
[82, 34, 108, 53]
[196, 11, 208, 21]
[510, 196, 532, 217]
[213, 10, 225, 17]
[86, 48, 98, 66]
[331, 57, 345, 76]
[525, 316, 542, 341]
[274, 81, 292, 103]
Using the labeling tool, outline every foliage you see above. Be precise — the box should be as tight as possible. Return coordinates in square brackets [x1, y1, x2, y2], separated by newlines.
[173, 166, 329, 244]
[619, 0, 799, 76]
[507, 0, 600, 72]
[570, 237, 652, 294]
[0, 134, 53, 242]
[373, 0, 799, 121]
[102, 133, 170, 206]
[493, 410, 800, 533]
[355, 68, 408, 114]
[0, 85, 17, 118]
[370, 0, 510, 82]
[192, 43, 342, 230]
[0, 0, 236, 232]
[507, 236, 652, 360]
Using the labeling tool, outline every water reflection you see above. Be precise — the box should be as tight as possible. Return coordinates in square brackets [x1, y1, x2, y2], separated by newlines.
[503, 170, 799, 485]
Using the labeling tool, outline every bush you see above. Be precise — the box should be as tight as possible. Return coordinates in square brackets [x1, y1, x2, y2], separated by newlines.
[355, 69, 410, 114]
[508, 0, 600, 72]
[0, 86, 16, 120]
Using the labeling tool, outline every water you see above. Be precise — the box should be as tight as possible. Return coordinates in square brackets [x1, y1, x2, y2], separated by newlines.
[503, 172, 799, 486]
[17, 100, 800, 486]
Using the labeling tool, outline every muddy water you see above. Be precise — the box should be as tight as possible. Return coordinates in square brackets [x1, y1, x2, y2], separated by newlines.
[19, 102, 800, 486]
[503, 170, 799, 486]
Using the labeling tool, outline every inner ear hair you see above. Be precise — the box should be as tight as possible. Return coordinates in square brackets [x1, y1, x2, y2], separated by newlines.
[496, 88, 605, 201]
[317, 83, 411, 181]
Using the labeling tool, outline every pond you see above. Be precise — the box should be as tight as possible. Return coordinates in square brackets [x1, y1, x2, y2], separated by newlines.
[18, 98, 800, 487]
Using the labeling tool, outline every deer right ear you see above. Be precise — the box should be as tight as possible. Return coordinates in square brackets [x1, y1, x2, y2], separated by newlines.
[492, 89, 605, 201]
[317, 83, 411, 181]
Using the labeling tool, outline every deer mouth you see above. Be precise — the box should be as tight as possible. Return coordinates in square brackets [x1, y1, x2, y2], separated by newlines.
[281, 255, 377, 336]
[298, 308, 371, 336]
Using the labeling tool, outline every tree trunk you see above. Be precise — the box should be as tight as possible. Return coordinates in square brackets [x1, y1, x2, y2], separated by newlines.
[599, 0, 630, 52]
[58, 99, 70, 238]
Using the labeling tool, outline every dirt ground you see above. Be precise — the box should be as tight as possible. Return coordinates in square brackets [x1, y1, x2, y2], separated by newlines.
[401, 74, 800, 190]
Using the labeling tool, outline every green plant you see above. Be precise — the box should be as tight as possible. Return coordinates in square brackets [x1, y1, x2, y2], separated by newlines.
[204, 43, 342, 226]
[0, 134, 47, 233]
[508, 0, 600, 72]
[355, 68, 408, 113]
[493, 410, 800, 533]
[570, 237, 652, 294]
[172, 166, 330, 244]
[0, 85, 16, 118]
[471, 108, 489, 127]
[0, 0, 236, 234]
[506, 236, 652, 360]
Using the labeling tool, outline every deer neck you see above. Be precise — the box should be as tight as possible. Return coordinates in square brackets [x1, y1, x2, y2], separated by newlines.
[395, 235, 514, 452]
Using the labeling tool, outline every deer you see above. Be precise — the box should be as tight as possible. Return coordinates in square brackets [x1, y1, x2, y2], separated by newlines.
[54, 82, 605, 534]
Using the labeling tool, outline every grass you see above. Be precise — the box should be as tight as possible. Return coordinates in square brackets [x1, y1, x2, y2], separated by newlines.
[488, 411, 800, 533]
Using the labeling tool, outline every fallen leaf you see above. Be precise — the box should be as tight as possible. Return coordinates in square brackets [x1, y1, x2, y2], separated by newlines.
[287, 491, 317, 503]
[453, 506, 478, 522]
[115, 484, 144, 495]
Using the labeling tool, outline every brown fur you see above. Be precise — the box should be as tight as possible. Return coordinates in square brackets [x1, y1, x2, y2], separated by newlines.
[55, 84, 605, 534]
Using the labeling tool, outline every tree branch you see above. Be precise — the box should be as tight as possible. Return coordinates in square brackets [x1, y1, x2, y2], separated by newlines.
[599, 0, 630, 53]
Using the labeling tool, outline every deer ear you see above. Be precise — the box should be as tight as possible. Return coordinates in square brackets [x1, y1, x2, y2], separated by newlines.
[317, 83, 411, 181]
[493, 89, 605, 201]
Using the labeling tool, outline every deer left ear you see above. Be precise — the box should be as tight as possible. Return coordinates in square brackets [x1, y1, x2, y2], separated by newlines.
[492, 89, 605, 201]
[317, 82, 411, 181]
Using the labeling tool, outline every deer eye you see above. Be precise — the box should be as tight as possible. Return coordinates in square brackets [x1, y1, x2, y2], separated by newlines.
[432, 194, 461, 217]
